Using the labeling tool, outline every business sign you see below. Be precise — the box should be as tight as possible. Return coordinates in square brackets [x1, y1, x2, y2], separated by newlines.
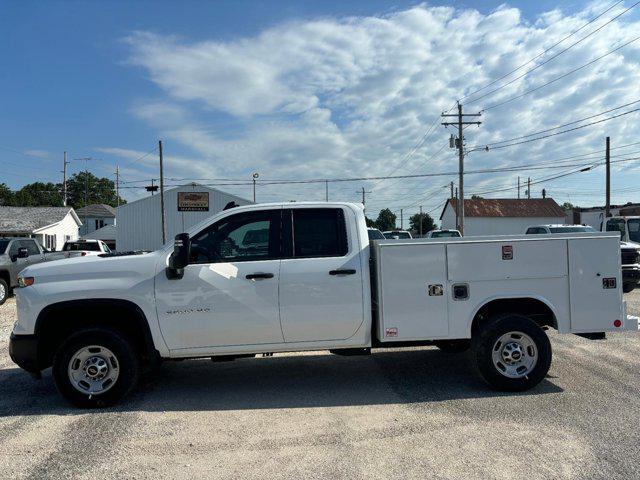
[178, 192, 209, 212]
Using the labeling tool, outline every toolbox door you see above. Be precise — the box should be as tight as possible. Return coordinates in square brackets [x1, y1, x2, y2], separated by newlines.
[378, 243, 449, 341]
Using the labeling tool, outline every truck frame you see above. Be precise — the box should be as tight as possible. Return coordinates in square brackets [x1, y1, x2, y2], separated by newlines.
[9, 202, 638, 407]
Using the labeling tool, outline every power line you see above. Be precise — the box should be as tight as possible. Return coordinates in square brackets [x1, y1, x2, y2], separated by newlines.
[482, 34, 640, 110]
[458, 0, 626, 103]
[466, 1, 639, 107]
[472, 107, 640, 151]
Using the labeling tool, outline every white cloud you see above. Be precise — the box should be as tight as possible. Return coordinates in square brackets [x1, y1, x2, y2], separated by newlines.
[121, 2, 640, 216]
[24, 149, 50, 159]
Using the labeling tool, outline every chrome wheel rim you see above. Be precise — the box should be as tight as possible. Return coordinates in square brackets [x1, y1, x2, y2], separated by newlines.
[68, 345, 119, 395]
[491, 331, 538, 379]
[0, 283, 6, 301]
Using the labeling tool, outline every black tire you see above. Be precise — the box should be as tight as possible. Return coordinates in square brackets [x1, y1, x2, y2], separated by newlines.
[0, 278, 8, 306]
[52, 328, 140, 408]
[473, 314, 552, 392]
[433, 339, 471, 353]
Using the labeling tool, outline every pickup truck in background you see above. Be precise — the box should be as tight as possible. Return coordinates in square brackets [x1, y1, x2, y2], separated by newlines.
[426, 229, 462, 238]
[9, 203, 638, 408]
[0, 237, 68, 305]
[61, 239, 111, 257]
[526, 224, 640, 293]
[383, 230, 412, 239]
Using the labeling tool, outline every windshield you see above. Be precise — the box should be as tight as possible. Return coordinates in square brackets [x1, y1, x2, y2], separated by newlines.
[430, 231, 460, 238]
[548, 226, 596, 233]
[367, 229, 385, 240]
[628, 219, 640, 243]
[0, 240, 9, 255]
[63, 242, 101, 252]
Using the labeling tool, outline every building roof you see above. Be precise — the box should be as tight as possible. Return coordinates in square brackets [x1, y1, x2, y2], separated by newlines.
[440, 198, 565, 220]
[83, 224, 116, 240]
[76, 203, 116, 218]
[0, 207, 81, 233]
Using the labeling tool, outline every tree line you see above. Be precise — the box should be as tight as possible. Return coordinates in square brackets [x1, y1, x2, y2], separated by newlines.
[366, 208, 437, 236]
[0, 172, 125, 209]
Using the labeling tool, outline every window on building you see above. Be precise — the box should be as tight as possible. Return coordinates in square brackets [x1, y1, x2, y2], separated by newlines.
[291, 208, 348, 258]
[44, 234, 57, 251]
[95, 219, 105, 230]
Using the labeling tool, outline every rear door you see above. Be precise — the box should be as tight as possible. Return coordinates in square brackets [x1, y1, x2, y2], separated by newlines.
[279, 207, 365, 342]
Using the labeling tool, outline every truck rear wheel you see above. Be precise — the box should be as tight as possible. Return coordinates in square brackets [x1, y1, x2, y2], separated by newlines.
[52, 328, 140, 408]
[0, 278, 8, 305]
[473, 314, 551, 391]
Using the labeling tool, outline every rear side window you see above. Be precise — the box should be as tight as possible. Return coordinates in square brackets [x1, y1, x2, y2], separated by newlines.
[292, 208, 348, 258]
[526, 227, 546, 234]
[21, 240, 40, 255]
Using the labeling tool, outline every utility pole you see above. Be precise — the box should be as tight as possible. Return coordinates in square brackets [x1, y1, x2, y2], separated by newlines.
[455, 187, 459, 230]
[517, 176, 520, 199]
[400, 209, 403, 230]
[358, 186, 371, 211]
[72, 157, 95, 232]
[527, 177, 531, 199]
[450, 181, 454, 199]
[419, 205, 423, 237]
[605, 136, 611, 218]
[62, 151, 69, 206]
[325, 180, 329, 202]
[159, 140, 166, 245]
[442, 102, 481, 236]
[115, 165, 120, 207]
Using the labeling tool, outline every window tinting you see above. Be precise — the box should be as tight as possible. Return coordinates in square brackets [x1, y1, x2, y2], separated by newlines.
[190, 210, 279, 264]
[549, 226, 596, 233]
[367, 229, 385, 240]
[64, 242, 101, 251]
[292, 209, 347, 257]
[0, 240, 9, 255]
[21, 240, 40, 255]
[431, 231, 460, 238]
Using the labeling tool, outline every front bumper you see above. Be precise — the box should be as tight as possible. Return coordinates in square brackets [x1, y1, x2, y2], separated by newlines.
[9, 333, 39, 373]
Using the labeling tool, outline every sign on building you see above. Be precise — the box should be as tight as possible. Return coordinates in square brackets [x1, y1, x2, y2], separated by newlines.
[177, 192, 209, 212]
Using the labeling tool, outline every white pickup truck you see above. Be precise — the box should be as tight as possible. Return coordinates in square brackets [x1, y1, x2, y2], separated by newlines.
[9, 202, 638, 407]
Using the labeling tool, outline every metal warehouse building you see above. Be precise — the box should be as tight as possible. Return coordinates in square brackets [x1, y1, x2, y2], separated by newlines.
[116, 184, 252, 252]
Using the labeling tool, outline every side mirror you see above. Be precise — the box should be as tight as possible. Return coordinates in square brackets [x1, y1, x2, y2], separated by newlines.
[17, 247, 29, 259]
[167, 233, 190, 279]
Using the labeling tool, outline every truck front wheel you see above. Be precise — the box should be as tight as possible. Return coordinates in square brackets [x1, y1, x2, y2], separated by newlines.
[52, 328, 140, 408]
[0, 278, 8, 305]
[473, 314, 552, 392]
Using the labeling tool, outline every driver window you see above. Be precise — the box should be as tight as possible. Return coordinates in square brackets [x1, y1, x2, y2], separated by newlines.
[606, 219, 626, 239]
[189, 210, 280, 264]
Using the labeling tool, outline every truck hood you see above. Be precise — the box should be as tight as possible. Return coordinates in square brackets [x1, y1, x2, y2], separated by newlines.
[621, 241, 640, 249]
[21, 251, 162, 284]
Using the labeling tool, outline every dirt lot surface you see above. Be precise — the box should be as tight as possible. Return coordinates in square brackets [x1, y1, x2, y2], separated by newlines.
[0, 294, 638, 479]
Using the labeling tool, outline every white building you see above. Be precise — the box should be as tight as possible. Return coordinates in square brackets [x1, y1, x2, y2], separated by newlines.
[570, 202, 640, 230]
[76, 204, 116, 236]
[116, 184, 252, 251]
[440, 198, 566, 236]
[0, 206, 82, 250]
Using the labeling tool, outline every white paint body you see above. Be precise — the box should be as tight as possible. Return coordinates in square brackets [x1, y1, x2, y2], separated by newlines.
[13, 202, 637, 358]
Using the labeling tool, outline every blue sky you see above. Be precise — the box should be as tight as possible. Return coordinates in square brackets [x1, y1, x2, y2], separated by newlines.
[1, 1, 639, 220]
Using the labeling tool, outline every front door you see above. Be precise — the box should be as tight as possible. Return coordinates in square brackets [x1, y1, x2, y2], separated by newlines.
[279, 207, 365, 342]
[156, 208, 284, 351]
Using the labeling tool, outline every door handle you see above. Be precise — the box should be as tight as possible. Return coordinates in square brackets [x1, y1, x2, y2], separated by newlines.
[329, 269, 357, 275]
[246, 272, 274, 280]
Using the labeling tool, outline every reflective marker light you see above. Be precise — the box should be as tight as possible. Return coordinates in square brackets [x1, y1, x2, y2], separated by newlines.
[17, 277, 35, 288]
[614, 319, 622, 328]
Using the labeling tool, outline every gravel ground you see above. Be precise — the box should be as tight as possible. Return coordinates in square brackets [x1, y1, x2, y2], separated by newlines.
[0, 294, 638, 479]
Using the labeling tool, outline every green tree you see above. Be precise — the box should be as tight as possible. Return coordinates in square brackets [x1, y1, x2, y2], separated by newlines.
[0, 183, 13, 206]
[562, 202, 574, 210]
[471, 195, 483, 200]
[66, 172, 125, 208]
[365, 216, 376, 228]
[375, 208, 397, 231]
[13, 182, 63, 206]
[409, 212, 436, 236]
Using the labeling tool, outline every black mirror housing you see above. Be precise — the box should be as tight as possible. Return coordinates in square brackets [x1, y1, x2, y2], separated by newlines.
[167, 233, 190, 279]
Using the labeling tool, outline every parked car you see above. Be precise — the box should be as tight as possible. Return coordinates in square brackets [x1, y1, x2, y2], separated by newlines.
[602, 216, 640, 243]
[367, 228, 385, 240]
[383, 230, 412, 239]
[526, 224, 640, 293]
[62, 239, 111, 257]
[0, 237, 67, 305]
[426, 229, 461, 238]
[10, 202, 637, 407]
